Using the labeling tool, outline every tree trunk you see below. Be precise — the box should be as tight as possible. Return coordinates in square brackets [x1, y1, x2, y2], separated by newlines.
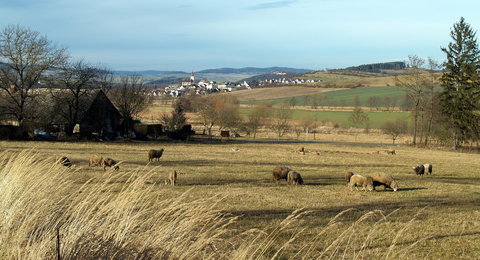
[412, 112, 418, 146]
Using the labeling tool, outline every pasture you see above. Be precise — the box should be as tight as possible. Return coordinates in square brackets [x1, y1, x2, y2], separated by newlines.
[0, 140, 479, 259]
[240, 108, 410, 129]
[240, 86, 406, 108]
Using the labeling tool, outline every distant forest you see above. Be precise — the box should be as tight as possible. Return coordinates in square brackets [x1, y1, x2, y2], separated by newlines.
[344, 62, 406, 73]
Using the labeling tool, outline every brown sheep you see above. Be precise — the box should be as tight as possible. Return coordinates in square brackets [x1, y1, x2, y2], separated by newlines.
[348, 174, 374, 191]
[370, 173, 398, 191]
[345, 171, 354, 186]
[55, 155, 72, 168]
[272, 166, 291, 182]
[372, 150, 380, 154]
[287, 171, 304, 185]
[385, 150, 396, 155]
[148, 149, 164, 162]
[165, 169, 177, 186]
[102, 157, 119, 171]
[89, 155, 103, 167]
[295, 146, 305, 155]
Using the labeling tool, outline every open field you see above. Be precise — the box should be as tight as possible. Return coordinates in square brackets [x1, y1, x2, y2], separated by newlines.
[240, 108, 410, 129]
[229, 86, 341, 102]
[1, 140, 479, 258]
[241, 86, 406, 107]
[300, 70, 441, 89]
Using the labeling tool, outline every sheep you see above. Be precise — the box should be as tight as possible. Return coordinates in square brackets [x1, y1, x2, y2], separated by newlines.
[102, 157, 119, 171]
[370, 173, 398, 191]
[89, 155, 103, 167]
[287, 170, 304, 185]
[348, 174, 374, 191]
[372, 151, 380, 154]
[345, 171, 354, 186]
[385, 150, 396, 155]
[55, 155, 72, 168]
[148, 149, 164, 162]
[424, 164, 433, 175]
[165, 170, 177, 186]
[295, 146, 305, 155]
[412, 164, 425, 176]
[272, 166, 291, 182]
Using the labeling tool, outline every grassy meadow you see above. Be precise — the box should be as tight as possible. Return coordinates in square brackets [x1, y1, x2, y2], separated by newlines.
[240, 86, 406, 107]
[240, 108, 410, 129]
[1, 140, 479, 259]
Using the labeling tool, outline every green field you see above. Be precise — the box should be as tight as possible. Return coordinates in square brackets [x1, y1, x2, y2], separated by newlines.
[241, 108, 410, 128]
[241, 86, 406, 108]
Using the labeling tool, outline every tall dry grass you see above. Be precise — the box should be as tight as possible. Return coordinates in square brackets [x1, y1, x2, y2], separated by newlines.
[0, 151, 425, 259]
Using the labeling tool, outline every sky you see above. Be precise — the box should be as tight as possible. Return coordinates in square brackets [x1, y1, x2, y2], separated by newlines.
[1, 0, 479, 71]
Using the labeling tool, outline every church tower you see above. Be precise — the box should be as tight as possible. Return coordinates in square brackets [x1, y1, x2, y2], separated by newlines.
[190, 71, 195, 83]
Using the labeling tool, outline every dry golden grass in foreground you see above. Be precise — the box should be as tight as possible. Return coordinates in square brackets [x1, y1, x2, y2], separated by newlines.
[0, 141, 479, 259]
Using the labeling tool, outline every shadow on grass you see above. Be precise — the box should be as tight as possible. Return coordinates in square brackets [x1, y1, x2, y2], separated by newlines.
[226, 196, 480, 224]
[129, 159, 404, 169]
[426, 176, 480, 185]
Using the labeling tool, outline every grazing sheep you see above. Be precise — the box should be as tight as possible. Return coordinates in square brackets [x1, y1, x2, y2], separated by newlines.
[348, 174, 374, 191]
[287, 171, 304, 185]
[148, 149, 164, 162]
[165, 170, 177, 186]
[370, 173, 398, 191]
[55, 156, 72, 168]
[372, 151, 380, 154]
[385, 150, 396, 155]
[345, 171, 354, 186]
[412, 164, 425, 176]
[102, 158, 119, 171]
[89, 155, 103, 167]
[272, 166, 291, 182]
[424, 164, 433, 175]
[296, 146, 305, 155]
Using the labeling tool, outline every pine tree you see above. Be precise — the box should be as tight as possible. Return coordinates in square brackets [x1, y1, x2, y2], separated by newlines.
[440, 17, 480, 149]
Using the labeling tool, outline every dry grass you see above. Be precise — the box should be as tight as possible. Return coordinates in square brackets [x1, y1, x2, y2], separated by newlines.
[0, 141, 479, 259]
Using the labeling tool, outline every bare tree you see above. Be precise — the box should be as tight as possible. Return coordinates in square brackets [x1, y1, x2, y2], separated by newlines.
[396, 55, 428, 146]
[109, 74, 150, 134]
[300, 115, 314, 134]
[196, 96, 218, 136]
[423, 58, 442, 146]
[348, 107, 369, 128]
[46, 60, 98, 135]
[270, 102, 292, 140]
[161, 99, 187, 132]
[95, 65, 115, 94]
[382, 118, 408, 144]
[243, 102, 269, 139]
[217, 95, 241, 133]
[366, 96, 381, 111]
[0, 25, 68, 129]
[382, 96, 396, 112]
[293, 125, 303, 140]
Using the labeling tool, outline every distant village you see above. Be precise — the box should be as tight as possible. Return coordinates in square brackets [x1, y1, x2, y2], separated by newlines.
[149, 72, 323, 97]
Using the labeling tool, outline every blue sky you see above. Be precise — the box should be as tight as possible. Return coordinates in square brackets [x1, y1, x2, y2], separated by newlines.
[1, 0, 479, 71]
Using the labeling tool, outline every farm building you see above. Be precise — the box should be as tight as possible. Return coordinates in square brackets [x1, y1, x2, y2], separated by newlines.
[46, 89, 123, 139]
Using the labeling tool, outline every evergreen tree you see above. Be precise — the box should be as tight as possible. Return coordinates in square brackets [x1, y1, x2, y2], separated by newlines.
[440, 17, 480, 149]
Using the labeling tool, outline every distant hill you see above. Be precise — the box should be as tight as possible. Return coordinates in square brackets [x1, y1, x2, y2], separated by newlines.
[115, 67, 313, 83]
[197, 67, 312, 74]
[241, 72, 301, 83]
[114, 70, 187, 75]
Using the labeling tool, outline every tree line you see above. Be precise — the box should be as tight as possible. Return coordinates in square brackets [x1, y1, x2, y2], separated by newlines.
[0, 25, 151, 137]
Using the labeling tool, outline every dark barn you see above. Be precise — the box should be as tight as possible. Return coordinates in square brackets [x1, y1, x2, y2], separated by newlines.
[46, 90, 122, 140]
[77, 90, 122, 139]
